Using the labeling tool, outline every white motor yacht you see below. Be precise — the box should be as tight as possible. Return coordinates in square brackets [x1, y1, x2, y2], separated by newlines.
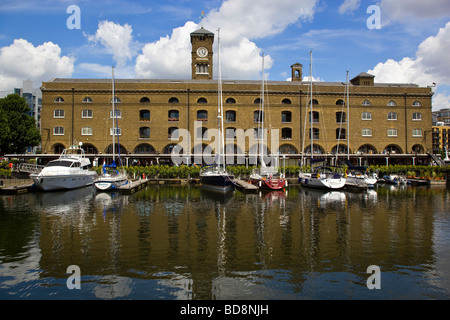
[31, 146, 96, 191]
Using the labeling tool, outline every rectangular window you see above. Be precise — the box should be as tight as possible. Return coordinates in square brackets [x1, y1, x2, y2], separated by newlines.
[110, 127, 121, 136]
[387, 112, 397, 120]
[81, 127, 93, 135]
[412, 129, 422, 137]
[110, 110, 122, 118]
[82, 109, 93, 118]
[53, 109, 65, 118]
[362, 128, 372, 137]
[388, 128, 398, 137]
[53, 127, 64, 135]
[362, 112, 372, 120]
[412, 112, 422, 121]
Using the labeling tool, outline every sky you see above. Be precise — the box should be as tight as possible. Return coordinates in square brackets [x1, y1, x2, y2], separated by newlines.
[0, 0, 449, 111]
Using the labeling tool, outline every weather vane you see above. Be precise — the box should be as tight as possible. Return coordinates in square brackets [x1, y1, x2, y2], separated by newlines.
[199, 10, 205, 26]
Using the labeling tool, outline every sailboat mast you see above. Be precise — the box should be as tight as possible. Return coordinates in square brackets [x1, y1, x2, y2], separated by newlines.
[346, 70, 350, 161]
[112, 66, 116, 162]
[217, 28, 224, 171]
[309, 51, 313, 161]
[260, 54, 265, 167]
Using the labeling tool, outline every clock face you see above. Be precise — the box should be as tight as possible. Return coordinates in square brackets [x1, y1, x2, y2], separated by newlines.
[197, 47, 208, 58]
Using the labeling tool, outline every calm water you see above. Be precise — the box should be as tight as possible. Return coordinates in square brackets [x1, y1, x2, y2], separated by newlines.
[1, 183, 449, 300]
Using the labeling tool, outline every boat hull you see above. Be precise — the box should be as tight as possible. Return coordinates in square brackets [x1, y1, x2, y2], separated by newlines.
[249, 177, 287, 190]
[299, 173, 346, 190]
[32, 174, 95, 191]
[94, 174, 129, 191]
[201, 174, 235, 193]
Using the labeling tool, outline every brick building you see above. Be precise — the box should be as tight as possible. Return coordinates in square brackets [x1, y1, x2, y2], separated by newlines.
[40, 27, 433, 166]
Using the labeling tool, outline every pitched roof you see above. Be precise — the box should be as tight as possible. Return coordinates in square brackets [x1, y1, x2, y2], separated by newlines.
[190, 27, 214, 36]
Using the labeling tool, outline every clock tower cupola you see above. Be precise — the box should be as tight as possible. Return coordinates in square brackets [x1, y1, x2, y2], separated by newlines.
[191, 27, 214, 80]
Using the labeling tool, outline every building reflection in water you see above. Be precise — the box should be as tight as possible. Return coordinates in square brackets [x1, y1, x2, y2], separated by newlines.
[27, 185, 441, 299]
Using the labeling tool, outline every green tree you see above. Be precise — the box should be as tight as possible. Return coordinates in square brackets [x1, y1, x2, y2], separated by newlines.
[0, 94, 41, 155]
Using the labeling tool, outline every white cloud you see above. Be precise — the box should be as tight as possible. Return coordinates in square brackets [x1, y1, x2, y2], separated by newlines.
[379, 0, 450, 24]
[135, 21, 197, 79]
[135, 0, 318, 80]
[369, 22, 450, 110]
[338, 0, 361, 14]
[0, 39, 74, 90]
[369, 22, 450, 86]
[87, 20, 137, 67]
[433, 93, 450, 111]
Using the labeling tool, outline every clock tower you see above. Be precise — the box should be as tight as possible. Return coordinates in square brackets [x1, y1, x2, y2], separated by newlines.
[191, 27, 214, 80]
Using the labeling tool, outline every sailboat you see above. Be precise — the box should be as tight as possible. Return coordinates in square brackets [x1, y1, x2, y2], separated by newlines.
[249, 54, 287, 190]
[94, 66, 130, 191]
[200, 29, 235, 193]
[298, 51, 346, 190]
[338, 71, 377, 189]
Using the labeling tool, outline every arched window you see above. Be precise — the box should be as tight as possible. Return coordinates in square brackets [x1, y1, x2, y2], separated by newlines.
[384, 144, 402, 154]
[336, 99, 345, 106]
[304, 144, 324, 154]
[358, 144, 377, 154]
[254, 98, 262, 104]
[52, 143, 65, 154]
[308, 99, 319, 106]
[279, 144, 298, 154]
[163, 143, 183, 154]
[112, 96, 121, 103]
[226, 97, 236, 104]
[134, 144, 156, 154]
[82, 97, 93, 103]
[362, 99, 371, 106]
[387, 100, 397, 107]
[197, 97, 207, 103]
[412, 100, 422, 107]
[140, 97, 150, 103]
[282, 98, 291, 104]
[169, 97, 179, 104]
[54, 97, 64, 103]
[81, 143, 98, 154]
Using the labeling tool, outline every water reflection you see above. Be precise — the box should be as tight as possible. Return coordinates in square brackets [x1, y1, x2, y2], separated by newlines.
[0, 184, 449, 299]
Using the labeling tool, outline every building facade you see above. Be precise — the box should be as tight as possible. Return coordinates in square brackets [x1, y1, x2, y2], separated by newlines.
[40, 28, 433, 166]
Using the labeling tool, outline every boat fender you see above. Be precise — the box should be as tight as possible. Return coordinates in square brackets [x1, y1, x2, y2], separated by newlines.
[285, 180, 288, 187]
